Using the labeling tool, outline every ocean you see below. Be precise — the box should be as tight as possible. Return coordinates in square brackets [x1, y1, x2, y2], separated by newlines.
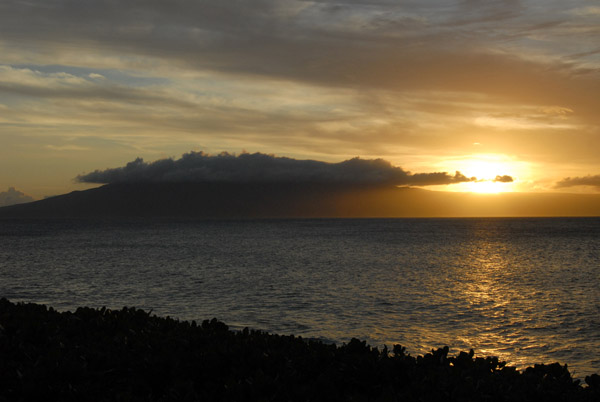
[1, 217, 598, 378]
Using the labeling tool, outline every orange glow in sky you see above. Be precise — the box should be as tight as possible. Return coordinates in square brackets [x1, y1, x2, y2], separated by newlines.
[0, 1, 598, 214]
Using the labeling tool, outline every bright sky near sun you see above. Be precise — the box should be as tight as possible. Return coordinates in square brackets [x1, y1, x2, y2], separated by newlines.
[0, 0, 599, 199]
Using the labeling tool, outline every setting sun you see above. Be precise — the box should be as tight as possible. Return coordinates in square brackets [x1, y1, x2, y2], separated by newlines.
[463, 180, 510, 194]
[430, 154, 528, 194]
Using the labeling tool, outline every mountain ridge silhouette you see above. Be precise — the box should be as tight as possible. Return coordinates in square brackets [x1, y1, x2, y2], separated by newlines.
[1, 182, 599, 218]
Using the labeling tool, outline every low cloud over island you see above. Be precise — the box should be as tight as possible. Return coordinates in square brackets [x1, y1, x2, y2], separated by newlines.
[0, 187, 34, 207]
[77, 152, 513, 187]
[5, 152, 600, 218]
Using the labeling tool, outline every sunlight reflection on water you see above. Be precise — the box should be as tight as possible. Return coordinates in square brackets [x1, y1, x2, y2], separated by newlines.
[0, 217, 599, 378]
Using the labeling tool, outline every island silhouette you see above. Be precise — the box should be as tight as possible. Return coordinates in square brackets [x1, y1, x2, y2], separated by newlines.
[1, 181, 600, 218]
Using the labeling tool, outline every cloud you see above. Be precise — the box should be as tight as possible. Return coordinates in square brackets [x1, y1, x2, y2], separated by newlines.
[0, 187, 35, 207]
[0, 65, 195, 108]
[0, 65, 87, 89]
[555, 175, 600, 190]
[1, 0, 599, 193]
[76, 151, 478, 187]
[493, 175, 514, 183]
[1, 1, 598, 108]
[1, 2, 598, 128]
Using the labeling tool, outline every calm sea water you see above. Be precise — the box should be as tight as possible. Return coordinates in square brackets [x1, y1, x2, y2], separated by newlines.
[1, 218, 599, 377]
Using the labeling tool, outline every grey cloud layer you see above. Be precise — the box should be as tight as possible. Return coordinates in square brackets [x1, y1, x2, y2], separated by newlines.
[1, 1, 597, 104]
[555, 175, 600, 190]
[77, 152, 478, 187]
[0, 65, 196, 107]
[2, 1, 599, 131]
[1, 0, 598, 195]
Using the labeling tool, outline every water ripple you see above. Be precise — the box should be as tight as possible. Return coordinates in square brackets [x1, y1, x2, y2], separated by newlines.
[0, 217, 599, 378]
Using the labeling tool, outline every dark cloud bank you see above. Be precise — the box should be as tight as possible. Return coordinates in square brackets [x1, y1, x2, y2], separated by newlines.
[3, 152, 600, 217]
[20, 152, 591, 219]
[77, 151, 480, 187]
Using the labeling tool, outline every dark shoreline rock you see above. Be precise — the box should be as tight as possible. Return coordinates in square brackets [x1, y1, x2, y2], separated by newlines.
[0, 298, 598, 401]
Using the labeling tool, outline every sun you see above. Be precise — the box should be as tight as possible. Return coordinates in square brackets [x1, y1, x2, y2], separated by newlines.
[461, 179, 510, 194]
[433, 154, 524, 194]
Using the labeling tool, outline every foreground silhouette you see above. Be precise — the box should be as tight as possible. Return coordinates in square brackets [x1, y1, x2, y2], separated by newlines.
[1, 298, 598, 401]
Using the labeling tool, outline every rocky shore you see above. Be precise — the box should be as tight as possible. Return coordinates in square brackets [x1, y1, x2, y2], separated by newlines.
[1, 298, 598, 401]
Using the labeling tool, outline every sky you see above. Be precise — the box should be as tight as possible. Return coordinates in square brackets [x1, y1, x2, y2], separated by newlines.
[1, 0, 599, 205]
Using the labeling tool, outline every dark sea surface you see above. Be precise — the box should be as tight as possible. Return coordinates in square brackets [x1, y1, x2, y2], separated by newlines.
[1, 217, 599, 378]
